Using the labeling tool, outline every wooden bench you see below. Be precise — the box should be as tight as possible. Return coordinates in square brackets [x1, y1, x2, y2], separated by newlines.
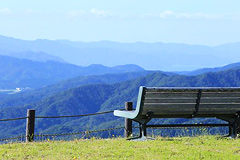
[114, 86, 240, 140]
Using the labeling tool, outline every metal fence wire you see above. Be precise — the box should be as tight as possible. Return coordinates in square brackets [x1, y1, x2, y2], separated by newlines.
[0, 110, 122, 142]
[0, 109, 229, 143]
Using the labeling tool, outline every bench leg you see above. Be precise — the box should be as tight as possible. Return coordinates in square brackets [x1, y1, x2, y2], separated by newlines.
[218, 117, 239, 138]
[127, 123, 155, 141]
[139, 123, 146, 137]
[228, 121, 238, 138]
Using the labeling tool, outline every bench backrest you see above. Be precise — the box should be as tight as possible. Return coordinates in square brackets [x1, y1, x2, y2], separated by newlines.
[137, 87, 240, 119]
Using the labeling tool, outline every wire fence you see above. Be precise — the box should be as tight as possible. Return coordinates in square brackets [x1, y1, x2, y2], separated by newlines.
[0, 110, 124, 143]
[0, 110, 116, 121]
[0, 135, 25, 142]
[0, 117, 28, 122]
[0, 109, 230, 144]
[0, 126, 126, 143]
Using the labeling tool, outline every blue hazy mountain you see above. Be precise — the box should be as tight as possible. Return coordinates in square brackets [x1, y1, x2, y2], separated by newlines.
[0, 55, 144, 89]
[1, 35, 240, 71]
[0, 49, 66, 63]
[177, 62, 240, 76]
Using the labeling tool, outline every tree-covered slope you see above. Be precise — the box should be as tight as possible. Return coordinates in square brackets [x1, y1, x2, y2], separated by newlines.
[0, 71, 151, 109]
[1, 69, 240, 138]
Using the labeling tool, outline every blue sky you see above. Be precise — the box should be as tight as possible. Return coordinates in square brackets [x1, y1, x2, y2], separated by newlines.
[1, 0, 240, 45]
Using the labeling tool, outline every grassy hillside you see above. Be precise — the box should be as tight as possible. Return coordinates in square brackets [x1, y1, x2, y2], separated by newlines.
[0, 136, 240, 159]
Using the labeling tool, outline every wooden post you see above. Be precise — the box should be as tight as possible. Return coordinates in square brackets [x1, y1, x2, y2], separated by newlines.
[125, 102, 133, 138]
[26, 109, 35, 142]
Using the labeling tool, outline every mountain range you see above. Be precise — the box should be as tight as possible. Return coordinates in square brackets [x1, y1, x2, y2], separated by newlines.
[0, 55, 144, 89]
[2, 53, 240, 89]
[1, 35, 240, 139]
[1, 35, 240, 71]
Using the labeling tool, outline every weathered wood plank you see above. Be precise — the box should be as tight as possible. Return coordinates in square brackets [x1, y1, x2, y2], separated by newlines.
[146, 92, 240, 98]
[144, 98, 240, 103]
[141, 110, 194, 115]
[201, 92, 240, 97]
[142, 103, 240, 116]
[145, 92, 198, 98]
[200, 98, 240, 103]
[199, 103, 240, 109]
[144, 103, 240, 109]
[144, 103, 196, 108]
[197, 110, 239, 115]
[146, 87, 240, 92]
[144, 98, 196, 103]
[141, 109, 237, 117]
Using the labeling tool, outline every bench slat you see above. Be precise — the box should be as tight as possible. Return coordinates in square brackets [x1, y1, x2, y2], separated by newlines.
[146, 87, 240, 92]
[142, 103, 240, 117]
[143, 103, 195, 110]
[145, 92, 240, 98]
[144, 98, 196, 103]
[144, 103, 240, 108]
[141, 109, 194, 116]
[145, 98, 240, 103]
[201, 98, 240, 103]
[145, 93, 198, 98]
[201, 92, 240, 97]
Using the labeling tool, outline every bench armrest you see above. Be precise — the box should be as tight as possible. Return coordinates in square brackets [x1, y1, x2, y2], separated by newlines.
[114, 110, 138, 119]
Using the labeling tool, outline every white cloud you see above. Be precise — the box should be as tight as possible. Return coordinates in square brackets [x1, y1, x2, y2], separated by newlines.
[146, 11, 240, 20]
[224, 13, 240, 20]
[66, 9, 240, 20]
[25, 9, 33, 14]
[24, 9, 44, 15]
[68, 10, 86, 17]
[146, 11, 193, 19]
[67, 9, 114, 18]
[160, 10, 175, 18]
[90, 9, 113, 17]
[0, 8, 12, 14]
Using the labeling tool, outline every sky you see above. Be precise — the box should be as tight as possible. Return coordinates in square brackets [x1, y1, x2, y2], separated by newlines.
[0, 0, 240, 46]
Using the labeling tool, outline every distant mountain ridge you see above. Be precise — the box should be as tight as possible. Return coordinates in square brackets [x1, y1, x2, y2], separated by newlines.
[0, 50, 66, 63]
[177, 62, 240, 76]
[1, 35, 240, 71]
[0, 55, 144, 89]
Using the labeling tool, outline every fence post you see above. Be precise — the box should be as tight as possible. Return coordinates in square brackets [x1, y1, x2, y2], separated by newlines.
[125, 102, 133, 138]
[26, 109, 35, 142]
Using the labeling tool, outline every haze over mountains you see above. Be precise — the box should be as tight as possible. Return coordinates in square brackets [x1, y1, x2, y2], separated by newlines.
[178, 62, 240, 76]
[2, 53, 240, 90]
[1, 35, 240, 71]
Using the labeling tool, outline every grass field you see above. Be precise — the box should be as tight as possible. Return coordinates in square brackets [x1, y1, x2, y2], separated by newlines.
[0, 136, 240, 159]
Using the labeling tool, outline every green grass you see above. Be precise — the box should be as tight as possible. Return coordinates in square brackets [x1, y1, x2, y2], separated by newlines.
[1, 136, 240, 159]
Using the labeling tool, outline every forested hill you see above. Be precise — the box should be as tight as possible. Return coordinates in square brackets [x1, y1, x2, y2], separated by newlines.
[1, 69, 240, 137]
[0, 71, 152, 109]
[0, 55, 144, 88]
